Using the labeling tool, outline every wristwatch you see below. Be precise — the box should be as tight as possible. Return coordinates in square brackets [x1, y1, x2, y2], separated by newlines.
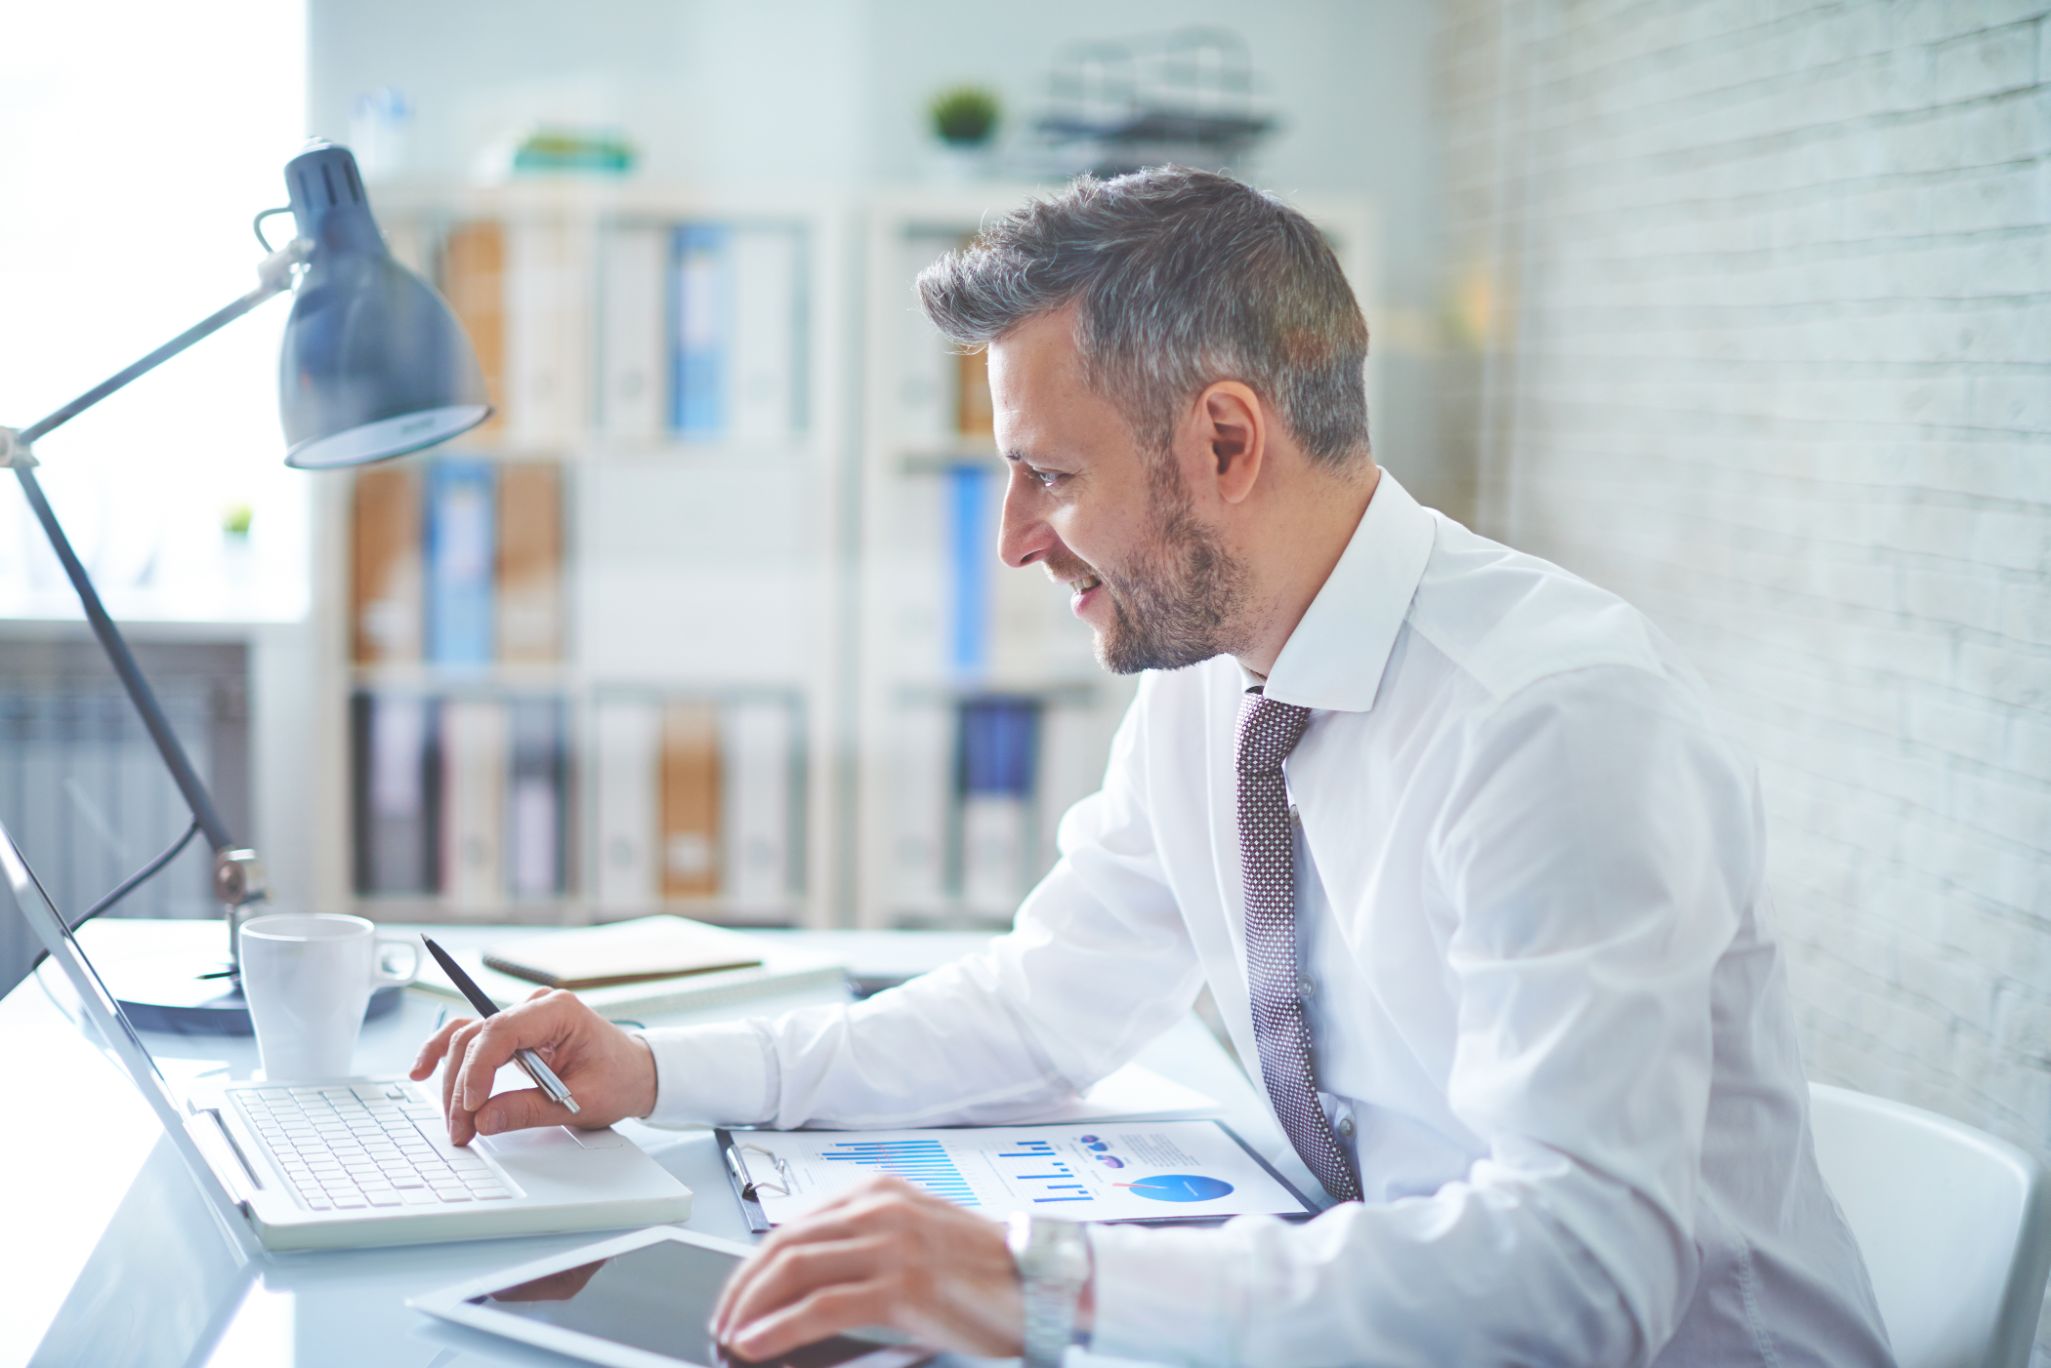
[1006, 1211, 1092, 1368]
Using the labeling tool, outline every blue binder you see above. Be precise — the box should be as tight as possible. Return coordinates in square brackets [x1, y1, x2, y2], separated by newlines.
[671, 223, 731, 436]
[425, 458, 496, 665]
[948, 464, 994, 677]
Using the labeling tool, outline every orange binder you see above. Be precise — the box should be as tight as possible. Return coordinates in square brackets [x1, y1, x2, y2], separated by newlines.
[495, 462, 563, 663]
[659, 700, 723, 899]
[955, 346, 994, 438]
[349, 465, 423, 663]
[440, 221, 506, 438]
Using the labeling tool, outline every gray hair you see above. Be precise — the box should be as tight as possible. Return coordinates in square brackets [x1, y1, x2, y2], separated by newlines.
[915, 166, 1370, 467]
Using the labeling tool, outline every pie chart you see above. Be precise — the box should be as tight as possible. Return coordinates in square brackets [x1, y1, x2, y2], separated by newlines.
[1120, 1173, 1234, 1203]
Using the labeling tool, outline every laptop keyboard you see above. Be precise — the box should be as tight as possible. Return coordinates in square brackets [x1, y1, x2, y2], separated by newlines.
[235, 1082, 516, 1211]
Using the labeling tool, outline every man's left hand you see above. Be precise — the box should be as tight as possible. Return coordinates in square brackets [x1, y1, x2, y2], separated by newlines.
[711, 1175, 1023, 1360]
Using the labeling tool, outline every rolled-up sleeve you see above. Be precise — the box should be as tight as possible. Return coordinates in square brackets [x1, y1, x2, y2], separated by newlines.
[641, 680, 1206, 1131]
[1086, 666, 1757, 1366]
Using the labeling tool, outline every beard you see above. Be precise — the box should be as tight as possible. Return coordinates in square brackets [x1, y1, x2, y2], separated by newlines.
[1052, 463, 1251, 675]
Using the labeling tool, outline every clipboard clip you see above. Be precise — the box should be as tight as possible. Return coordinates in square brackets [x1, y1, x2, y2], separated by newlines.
[726, 1142, 794, 1201]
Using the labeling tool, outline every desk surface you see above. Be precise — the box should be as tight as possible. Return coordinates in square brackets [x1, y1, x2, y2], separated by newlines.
[2, 920, 1292, 1368]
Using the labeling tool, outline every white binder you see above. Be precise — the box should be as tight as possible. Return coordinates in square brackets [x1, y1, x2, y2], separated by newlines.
[592, 695, 661, 915]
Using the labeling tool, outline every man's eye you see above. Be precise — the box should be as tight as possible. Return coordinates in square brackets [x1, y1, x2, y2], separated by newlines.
[1028, 468, 1067, 490]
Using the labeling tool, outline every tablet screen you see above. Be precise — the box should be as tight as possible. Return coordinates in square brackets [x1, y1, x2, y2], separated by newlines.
[467, 1238, 927, 1367]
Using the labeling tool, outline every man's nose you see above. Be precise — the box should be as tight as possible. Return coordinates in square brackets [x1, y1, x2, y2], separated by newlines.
[998, 473, 1053, 570]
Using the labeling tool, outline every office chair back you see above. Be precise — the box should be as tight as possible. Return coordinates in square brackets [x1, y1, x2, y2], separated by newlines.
[1808, 1082, 2051, 1368]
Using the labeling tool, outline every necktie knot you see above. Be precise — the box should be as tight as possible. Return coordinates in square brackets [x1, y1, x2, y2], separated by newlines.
[1236, 691, 1312, 777]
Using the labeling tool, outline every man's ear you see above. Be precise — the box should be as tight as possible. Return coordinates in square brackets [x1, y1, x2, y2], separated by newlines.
[1198, 382, 1265, 506]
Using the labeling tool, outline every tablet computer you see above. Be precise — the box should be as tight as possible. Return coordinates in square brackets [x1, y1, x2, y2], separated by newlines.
[409, 1225, 934, 1368]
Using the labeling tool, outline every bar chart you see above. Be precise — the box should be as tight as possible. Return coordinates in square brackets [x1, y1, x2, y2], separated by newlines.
[995, 1135, 1092, 1204]
[817, 1137, 980, 1206]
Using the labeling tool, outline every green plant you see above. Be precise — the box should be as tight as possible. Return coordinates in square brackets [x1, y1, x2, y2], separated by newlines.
[221, 502, 254, 537]
[930, 86, 1000, 146]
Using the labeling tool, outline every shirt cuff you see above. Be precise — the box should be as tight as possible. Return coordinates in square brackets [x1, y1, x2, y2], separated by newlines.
[1085, 1221, 1247, 1365]
[638, 1022, 778, 1128]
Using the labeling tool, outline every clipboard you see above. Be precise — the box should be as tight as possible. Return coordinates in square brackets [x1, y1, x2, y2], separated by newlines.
[715, 1121, 1320, 1234]
[720, 1131, 789, 1232]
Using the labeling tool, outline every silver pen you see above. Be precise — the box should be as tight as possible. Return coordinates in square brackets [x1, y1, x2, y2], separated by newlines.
[422, 936, 581, 1115]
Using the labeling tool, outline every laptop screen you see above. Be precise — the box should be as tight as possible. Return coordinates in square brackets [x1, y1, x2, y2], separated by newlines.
[0, 816, 199, 1141]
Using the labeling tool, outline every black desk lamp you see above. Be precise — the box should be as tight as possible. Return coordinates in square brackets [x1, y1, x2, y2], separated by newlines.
[2, 142, 491, 1033]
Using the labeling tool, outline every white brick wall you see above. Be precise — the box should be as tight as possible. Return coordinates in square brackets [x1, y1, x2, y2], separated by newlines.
[1437, 0, 2051, 1358]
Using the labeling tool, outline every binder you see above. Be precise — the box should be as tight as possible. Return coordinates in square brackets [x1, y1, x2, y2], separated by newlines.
[659, 700, 723, 900]
[885, 471, 949, 680]
[947, 464, 995, 677]
[439, 222, 506, 438]
[593, 695, 661, 915]
[1036, 701, 1108, 872]
[885, 700, 953, 916]
[425, 459, 496, 666]
[727, 226, 803, 443]
[441, 697, 506, 909]
[505, 695, 568, 899]
[495, 462, 563, 664]
[670, 224, 730, 436]
[381, 219, 434, 277]
[597, 224, 669, 441]
[895, 234, 958, 443]
[349, 465, 424, 664]
[720, 696, 799, 918]
[956, 697, 1040, 917]
[352, 691, 442, 896]
[955, 344, 994, 437]
[504, 219, 585, 446]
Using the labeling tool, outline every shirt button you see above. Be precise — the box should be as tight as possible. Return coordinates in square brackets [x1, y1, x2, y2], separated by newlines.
[1297, 974, 1317, 1000]
[1336, 1116, 1356, 1139]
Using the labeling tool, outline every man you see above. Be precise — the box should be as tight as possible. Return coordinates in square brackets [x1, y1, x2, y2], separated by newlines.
[413, 168, 1892, 1366]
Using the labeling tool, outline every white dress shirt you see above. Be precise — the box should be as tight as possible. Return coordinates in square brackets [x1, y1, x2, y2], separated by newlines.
[645, 470, 1893, 1366]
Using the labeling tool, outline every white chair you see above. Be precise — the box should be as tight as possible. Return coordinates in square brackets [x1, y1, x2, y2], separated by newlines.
[1808, 1082, 2051, 1368]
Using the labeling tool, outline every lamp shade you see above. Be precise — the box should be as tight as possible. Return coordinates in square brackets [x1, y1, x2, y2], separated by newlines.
[277, 143, 491, 468]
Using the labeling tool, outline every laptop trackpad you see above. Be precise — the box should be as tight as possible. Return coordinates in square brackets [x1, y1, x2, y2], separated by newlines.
[478, 1128, 581, 1159]
[477, 1127, 627, 1158]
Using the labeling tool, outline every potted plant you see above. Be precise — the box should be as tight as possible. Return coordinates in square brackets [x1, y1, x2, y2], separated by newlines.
[928, 86, 1001, 180]
[220, 500, 255, 584]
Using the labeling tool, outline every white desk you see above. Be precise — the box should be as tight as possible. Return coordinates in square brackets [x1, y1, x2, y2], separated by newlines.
[1, 920, 1300, 1367]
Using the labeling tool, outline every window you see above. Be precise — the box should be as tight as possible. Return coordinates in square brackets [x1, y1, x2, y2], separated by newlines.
[0, 1, 310, 618]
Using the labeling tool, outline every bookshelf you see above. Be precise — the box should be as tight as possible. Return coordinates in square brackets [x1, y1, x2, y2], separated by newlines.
[310, 181, 852, 930]
[306, 179, 1374, 936]
[850, 188, 1378, 929]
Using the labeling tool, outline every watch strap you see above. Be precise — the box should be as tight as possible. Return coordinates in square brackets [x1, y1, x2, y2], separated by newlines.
[1009, 1213, 1091, 1367]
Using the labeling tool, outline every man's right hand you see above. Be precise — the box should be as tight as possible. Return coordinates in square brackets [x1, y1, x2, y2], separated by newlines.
[409, 989, 658, 1146]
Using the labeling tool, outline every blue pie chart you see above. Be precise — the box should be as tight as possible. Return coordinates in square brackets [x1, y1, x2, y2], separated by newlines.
[1123, 1173, 1234, 1203]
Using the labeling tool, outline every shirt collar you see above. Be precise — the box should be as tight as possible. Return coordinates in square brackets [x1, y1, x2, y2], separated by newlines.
[1256, 467, 1435, 714]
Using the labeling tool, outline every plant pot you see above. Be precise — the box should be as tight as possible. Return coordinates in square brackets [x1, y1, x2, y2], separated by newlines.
[930, 141, 994, 184]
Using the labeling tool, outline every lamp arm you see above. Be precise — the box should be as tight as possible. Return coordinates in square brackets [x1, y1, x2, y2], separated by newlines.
[1, 240, 311, 926]
[17, 240, 307, 447]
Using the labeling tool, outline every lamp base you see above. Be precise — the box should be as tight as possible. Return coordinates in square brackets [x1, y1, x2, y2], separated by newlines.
[104, 952, 406, 1036]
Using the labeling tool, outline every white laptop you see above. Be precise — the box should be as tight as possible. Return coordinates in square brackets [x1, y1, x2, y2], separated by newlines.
[2, 817, 692, 1252]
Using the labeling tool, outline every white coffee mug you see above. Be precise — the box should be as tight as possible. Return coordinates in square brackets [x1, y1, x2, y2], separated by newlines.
[239, 914, 419, 1080]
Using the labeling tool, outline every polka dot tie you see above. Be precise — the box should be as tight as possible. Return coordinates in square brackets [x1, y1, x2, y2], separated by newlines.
[1236, 689, 1361, 1204]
